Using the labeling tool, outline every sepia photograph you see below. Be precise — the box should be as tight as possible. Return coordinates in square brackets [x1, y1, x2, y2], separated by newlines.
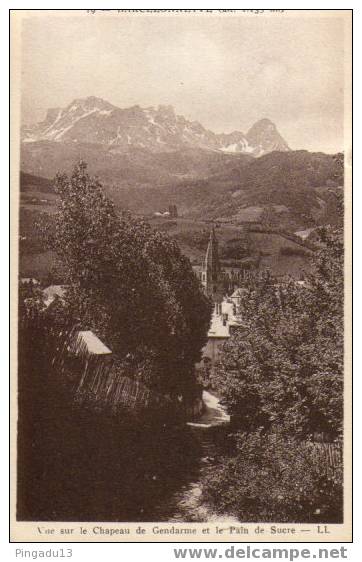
[10, 9, 352, 542]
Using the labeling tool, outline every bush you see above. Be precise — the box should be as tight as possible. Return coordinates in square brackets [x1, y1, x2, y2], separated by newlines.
[202, 430, 343, 523]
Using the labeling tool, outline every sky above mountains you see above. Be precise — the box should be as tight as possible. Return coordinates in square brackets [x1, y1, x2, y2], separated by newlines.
[21, 12, 348, 153]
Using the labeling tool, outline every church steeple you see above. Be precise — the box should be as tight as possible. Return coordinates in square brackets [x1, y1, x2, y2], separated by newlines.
[204, 226, 222, 299]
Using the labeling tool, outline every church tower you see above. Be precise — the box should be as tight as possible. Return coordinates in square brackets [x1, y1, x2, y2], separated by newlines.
[203, 227, 223, 311]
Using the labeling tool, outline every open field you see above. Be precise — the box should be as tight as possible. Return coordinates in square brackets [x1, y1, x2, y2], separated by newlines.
[18, 172, 314, 282]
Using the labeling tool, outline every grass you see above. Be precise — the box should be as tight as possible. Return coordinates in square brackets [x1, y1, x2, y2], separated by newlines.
[18, 199, 312, 281]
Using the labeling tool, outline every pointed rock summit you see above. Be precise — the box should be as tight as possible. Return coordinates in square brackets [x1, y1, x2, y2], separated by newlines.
[246, 118, 290, 155]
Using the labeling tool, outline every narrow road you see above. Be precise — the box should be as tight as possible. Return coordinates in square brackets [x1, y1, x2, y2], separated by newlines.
[153, 391, 238, 522]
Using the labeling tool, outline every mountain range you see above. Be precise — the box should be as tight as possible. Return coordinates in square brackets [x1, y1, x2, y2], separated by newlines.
[20, 96, 343, 234]
[22, 96, 290, 155]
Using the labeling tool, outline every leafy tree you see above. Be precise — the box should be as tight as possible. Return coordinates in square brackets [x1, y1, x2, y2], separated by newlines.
[17, 282, 203, 521]
[212, 225, 343, 439]
[204, 216, 344, 523]
[46, 161, 211, 396]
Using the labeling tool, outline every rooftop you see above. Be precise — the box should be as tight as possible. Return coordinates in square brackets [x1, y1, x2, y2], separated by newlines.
[76, 330, 112, 355]
[43, 285, 67, 307]
[207, 299, 242, 339]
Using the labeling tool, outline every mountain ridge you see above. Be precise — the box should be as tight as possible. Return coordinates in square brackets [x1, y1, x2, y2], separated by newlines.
[22, 96, 290, 156]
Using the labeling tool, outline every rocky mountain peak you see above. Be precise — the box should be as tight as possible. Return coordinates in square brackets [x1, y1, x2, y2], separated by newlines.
[246, 118, 290, 155]
[66, 96, 115, 112]
[250, 118, 276, 130]
[157, 104, 176, 120]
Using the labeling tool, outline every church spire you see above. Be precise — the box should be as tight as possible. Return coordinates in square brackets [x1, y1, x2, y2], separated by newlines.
[204, 226, 221, 298]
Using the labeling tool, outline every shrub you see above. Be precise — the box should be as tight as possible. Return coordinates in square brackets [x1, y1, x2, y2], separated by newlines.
[203, 430, 343, 523]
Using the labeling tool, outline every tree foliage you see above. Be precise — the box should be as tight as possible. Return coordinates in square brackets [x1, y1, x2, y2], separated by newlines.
[203, 430, 343, 523]
[17, 281, 203, 521]
[46, 161, 211, 396]
[212, 225, 343, 439]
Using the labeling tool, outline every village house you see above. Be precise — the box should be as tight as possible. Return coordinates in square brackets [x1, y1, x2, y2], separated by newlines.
[195, 228, 245, 370]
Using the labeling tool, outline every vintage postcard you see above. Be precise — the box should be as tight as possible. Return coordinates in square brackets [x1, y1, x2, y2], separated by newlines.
[10, 9, 352, 542]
